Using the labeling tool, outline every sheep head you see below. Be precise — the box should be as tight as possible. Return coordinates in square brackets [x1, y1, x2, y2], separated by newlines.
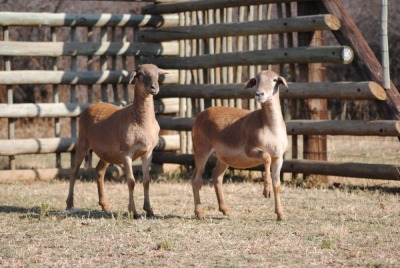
[129, 64, 168, 96]
[244, 70, 288, 104]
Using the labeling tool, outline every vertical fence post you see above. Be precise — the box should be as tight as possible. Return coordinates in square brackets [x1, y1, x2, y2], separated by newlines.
[178, 12, 187, 155]
[381, 0, 390, 91]
[100, 27, 108, 102]
[70, 26, 77, 167]
[235, 6, 245, 109]
[214, 9, 222, 107]
[285, 3, 299, 180]
[87, 26, 94, 168]
[51, 26, 61, 168]
[122, 27, 129, 103]
[111, 26, 119, 103]
[298, 2, 328, 183]
[4, 26, 15, 170]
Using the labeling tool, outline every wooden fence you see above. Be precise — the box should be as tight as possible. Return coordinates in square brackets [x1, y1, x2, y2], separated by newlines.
[0, 0, 399, 182]
[0, 7, 182, 178]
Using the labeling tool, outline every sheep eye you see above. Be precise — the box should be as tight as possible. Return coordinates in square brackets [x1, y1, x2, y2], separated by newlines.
[273, 78, 278, 82]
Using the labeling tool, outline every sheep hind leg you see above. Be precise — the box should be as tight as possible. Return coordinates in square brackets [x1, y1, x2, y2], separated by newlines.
[95, 159, 111, 212]
[192, 149, 213, 219]
[141, 153, 154, 218]
[212, 160, 229, 216]
[66, 140, 89, 210]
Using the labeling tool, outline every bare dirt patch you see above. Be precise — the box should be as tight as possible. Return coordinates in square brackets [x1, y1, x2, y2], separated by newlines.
[0, 180, 399, 267]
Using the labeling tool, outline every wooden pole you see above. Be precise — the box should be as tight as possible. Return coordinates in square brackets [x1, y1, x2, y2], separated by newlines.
[151, 153, 400, 181]
[3, 26, 15, 170]
[70, 26, 77, 167]
[51, 26, 61, 168]
[142, 0, 314, 15]
[298, 1, 328, 183]
[0, 12, 179, 28]
[157, 81, 387, 100]
[156, 116, 400, 136]
[381, 0, 390, 91]
[138, 14, 341, 42]
[0, 135, 181, 156]
[144, 46, 353, 69]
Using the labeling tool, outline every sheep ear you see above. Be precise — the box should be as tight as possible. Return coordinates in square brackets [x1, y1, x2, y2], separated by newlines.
[277, 76, 288, 88]
[158, 68, 169, 75]
[244, 78, 257, 89]
[129, 71, 137, 84]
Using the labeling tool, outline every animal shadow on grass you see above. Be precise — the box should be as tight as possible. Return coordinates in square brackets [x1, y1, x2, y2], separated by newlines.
[331, 183, 400, 194]
[0, 205, 189, 221]
[0, 205, 69, 220]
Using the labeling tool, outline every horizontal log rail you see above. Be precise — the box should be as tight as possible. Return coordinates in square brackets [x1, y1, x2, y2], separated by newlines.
[0, 12, 178, 28]
[156, 116, 400, 136]
[0, 135, 180, 156]
[287, 120, 400, 136]
[139, 14, 340, 42]
[0, 41, 179, 57]
[0, 70, 179, 85]
[0, 98, 180, 118]
[1, 157, 398, 182]
[158, 81, 386, 101]
[0, 167, 126, 182]
[151, 152, 400, 181]
[144, 46, 354, 69]
[142, 0, 314, 15]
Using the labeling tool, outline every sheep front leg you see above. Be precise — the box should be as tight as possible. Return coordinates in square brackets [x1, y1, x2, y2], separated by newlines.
[263, 154, 273, 199]
[246, 147, 272, 198]
[122, 154, 141, 219]
[95, 159, 111, 212]
[271, 157, 284, 221]
[141, 153, 154, 218]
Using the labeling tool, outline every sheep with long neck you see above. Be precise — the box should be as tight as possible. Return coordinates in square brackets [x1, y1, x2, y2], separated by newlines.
[191, 70, 288, 221]
[66, 64, 168, 218]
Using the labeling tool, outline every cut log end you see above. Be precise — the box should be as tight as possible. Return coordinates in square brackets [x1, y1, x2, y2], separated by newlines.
[341, 46, 354, 64]
[368, 81, 387, 101]
[324, 14, 341, 31]
[395, 121, 400, 136]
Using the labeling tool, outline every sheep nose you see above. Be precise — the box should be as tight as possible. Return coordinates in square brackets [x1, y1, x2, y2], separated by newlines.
[255, 92, 264, 97]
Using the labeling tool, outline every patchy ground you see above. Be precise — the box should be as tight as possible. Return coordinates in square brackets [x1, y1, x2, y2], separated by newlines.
[0, 180, 399, 267]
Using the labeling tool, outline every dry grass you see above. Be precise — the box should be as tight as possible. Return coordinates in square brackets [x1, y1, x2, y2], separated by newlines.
[0, 180, 399, 267]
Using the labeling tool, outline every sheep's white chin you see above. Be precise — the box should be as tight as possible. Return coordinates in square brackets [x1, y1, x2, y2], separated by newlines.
[256, 96, 272, 104]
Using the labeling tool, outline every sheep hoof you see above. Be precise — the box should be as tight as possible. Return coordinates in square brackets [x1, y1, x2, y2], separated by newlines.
[99, 202, 112, 212]
[263, 189, 272, 198]
[195, 210, 206, 220]
[134, 213, 142, 220]
[219, 207, 230, 216]
[276, 213, 285, 221]
[67, 207, 81, 214]
[102, 207, 112, 213]
[146, 211, 155, 218]
[196, 214, 205, 220]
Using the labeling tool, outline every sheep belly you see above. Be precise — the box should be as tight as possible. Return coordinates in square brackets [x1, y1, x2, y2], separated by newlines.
[214, 144, 263, 169]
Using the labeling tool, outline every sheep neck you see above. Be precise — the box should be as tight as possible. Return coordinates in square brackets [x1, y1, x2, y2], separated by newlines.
[260, 94, 284, 135]
[130, 86, 156, 125]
